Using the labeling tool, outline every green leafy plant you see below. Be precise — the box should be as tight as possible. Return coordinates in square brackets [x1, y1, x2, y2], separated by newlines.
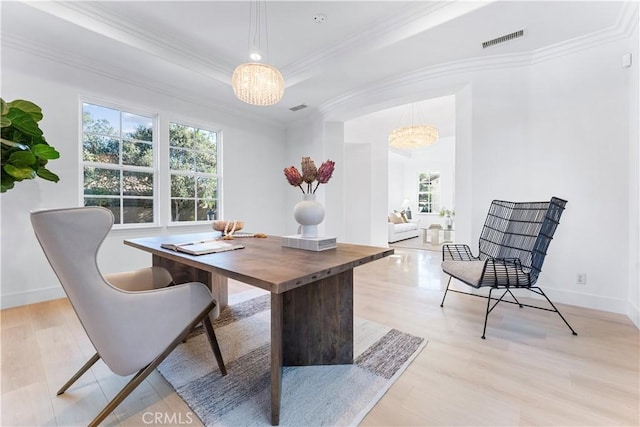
[439, 207, 455, 217]
[1, 98, 60, 193]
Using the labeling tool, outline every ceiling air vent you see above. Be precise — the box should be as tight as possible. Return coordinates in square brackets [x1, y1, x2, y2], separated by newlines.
[289, 104, 308, 112]
[482, 29, 525, 49]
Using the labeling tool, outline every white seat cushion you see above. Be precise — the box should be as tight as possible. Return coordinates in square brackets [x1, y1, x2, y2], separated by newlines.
[442, 260, 486, 288]
[393, 223, 417, 233]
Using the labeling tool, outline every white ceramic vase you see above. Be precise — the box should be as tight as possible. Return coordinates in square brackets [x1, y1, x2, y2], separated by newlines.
[293, 193, 325, 238]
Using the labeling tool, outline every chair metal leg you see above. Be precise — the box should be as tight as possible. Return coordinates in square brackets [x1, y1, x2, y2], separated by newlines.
[440, 276, 452, 307]
[506, 288, 523, 307]
[203, 314, 227, 376]
[57, 352, 101, 395]
[533, 287, 578, 336]
[88, 359, 157, 427]
[443, 281, 578, 339]
[482, 288, 512, 339]
[86, 302, 222, 427]
[481, 288, 495, 339]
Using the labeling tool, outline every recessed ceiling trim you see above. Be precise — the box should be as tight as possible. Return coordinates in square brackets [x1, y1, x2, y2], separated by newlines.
[2, 34, 282, 128]
[22, 1, 233, 83]
[281, 1, 486, 85]
[315, 11, 631, 124]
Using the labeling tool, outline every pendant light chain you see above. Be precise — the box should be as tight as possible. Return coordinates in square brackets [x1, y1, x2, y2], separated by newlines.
[231, 0, 285, 106]
[263, 0, 270, 64]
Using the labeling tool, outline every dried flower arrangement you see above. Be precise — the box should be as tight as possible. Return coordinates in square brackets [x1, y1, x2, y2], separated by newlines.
[284, 156, 335, 194]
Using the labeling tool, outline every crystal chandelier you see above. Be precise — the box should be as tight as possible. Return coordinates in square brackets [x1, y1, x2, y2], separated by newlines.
[231, 1, 284, 106]
[232, 63, 284, 106]
[388, 125, 439, 149]
[388, 103, 438, 149]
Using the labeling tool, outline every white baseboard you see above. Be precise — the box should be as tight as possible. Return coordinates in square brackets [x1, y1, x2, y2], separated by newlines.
[450, 281, 635, 322]
[628, 299, 640, 329]
[544, 287, 629, 314]
[1, 285, 66, 309]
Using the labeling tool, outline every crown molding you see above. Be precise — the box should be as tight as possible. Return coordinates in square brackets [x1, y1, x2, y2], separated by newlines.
[618, 0, 640, 37]
[282, 1, 493, 86]
[317, 51, 531, 118]
[23, 1, 494, 91]
[2, 33, 284, 130]
[280, 1, 446, 84]
[22, 1, 234, 85]
[317, 1, 639, 120]
[529, 0, 639, 65]
[10, 0, 636, 129]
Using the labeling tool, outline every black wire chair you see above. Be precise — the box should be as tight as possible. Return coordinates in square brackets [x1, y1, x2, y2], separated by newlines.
[440, 197, 577, 339]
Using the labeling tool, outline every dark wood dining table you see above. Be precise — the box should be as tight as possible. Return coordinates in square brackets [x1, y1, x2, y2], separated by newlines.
[124, 232, 393, 425]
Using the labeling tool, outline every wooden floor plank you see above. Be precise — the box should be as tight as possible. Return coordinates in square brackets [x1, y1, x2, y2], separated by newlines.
[1, 248, 638, 426]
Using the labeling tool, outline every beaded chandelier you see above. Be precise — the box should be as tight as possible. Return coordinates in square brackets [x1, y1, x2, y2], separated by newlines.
[231, 0, 284, 106]
[388, 125, 439, 149]
[388, 103, 438, 149]
[232, 63, 284, 106]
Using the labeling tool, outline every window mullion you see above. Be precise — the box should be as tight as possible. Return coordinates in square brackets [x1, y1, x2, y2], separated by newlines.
[81, 101, 156, 226]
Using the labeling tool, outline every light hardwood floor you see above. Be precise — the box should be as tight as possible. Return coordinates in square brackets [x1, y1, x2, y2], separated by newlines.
[2, 247, 639, 426]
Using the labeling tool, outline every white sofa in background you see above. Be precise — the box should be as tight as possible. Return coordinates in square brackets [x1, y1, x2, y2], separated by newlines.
[388, 213, 420, 243]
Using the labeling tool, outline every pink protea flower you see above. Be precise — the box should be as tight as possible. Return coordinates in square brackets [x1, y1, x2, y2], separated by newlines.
[316, 160, 335, 184]
[300, 157, 318, 193]
[285, 157, 336, 193]
[314, 159, 335, 193]
[284, 166, 305, 193]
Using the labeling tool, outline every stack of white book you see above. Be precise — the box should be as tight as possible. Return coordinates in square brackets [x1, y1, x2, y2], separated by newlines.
[281, 235, 337, 251]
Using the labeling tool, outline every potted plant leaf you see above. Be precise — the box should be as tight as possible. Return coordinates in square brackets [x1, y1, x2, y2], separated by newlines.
[439, 207, 455, 229]
[1, 98, 60, 193]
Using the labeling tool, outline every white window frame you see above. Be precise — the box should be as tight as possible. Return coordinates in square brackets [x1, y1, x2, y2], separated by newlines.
[79, 98, 159, 229]
[167, 120, 222, 225]
[417, 171, 441, 214]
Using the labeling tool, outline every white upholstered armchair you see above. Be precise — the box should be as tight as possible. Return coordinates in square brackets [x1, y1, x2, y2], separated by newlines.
[105, 265, 175, 292]
[31, 207, 226, 427]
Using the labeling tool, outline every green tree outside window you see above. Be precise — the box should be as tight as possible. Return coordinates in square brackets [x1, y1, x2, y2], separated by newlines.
[169, 123, 218, 222]
[82, 103, 155, 224]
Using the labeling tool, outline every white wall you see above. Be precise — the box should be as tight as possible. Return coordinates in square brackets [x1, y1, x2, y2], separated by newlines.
[284, 120, 347, 241]
[344, 143, 374, 245]
[387, 152, 406, 211]
[627, 21, 640, 326]
[1, 54, 286, 308]
[316, 31, 638, 321]
[286, 119, 390, 246]
[525, 41, 632, 314]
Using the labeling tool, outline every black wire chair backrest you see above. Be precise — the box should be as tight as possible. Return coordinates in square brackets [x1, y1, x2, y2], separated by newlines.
[478, 197, 567, 284]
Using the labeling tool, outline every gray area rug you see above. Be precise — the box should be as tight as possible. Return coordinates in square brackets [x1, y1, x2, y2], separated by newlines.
[158, 291, 426, 427]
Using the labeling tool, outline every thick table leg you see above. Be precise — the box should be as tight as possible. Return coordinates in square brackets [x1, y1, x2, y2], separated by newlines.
[282, 270, 354, 365]
[270, 293, 283, 426]
[152, 255, 228, 308]
[269, 270, 354, 425]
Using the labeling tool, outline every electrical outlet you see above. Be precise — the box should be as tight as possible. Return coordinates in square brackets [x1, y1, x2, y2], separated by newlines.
[576, 273, 587, 285]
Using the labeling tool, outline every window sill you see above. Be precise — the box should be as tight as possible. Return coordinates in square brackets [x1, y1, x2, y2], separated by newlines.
[167, 222, 217, 228]
[111, 223, 162, 232]
[108, 222, 216, 234]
